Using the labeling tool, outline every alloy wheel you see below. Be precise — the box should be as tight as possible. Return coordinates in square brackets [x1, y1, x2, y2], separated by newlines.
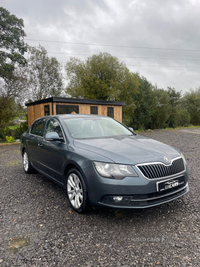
[67, 173, 83, 209]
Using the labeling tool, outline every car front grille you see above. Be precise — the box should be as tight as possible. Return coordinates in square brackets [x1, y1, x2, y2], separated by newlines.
[136, 157, 185, 179]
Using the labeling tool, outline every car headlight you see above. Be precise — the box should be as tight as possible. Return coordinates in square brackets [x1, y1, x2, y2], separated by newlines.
[93, 162, 138, 179]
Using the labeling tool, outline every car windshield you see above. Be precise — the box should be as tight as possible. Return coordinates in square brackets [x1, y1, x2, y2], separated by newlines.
[63, 117, 132, 139]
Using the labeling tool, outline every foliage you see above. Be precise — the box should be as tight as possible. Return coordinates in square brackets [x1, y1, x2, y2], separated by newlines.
[6, 136, 15, 143]
[4, 121, 28, 140]
[1, 66, 29, 102]
[26, 45, 64, 101]
[182, 88, 200, 125]
[0, 7, 27, 83]
[166, 87, 182, 128]
[1, 44, 64, 103]
[131, 76, 155, 129]
[174, 109, 191, 127]
[150, 88, 171, 129]
[0, 96, 16, 133]
[65, 52, 140, 124]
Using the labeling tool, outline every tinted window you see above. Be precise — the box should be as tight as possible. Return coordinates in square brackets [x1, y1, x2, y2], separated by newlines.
[44, 105, 50, 116]
[56, 105, 79, 114]
[90, 106, 98, 114]
[30, 119, 46, 136]
[45, 118, 64, 138]
[107, 107, 114, 118]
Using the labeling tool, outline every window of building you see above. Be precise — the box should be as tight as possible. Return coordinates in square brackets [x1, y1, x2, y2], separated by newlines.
[56, 105, 79, 114]
[107, 107, 114, 118]
[90, 106, 98, 114]
[44, 105, 50, 116]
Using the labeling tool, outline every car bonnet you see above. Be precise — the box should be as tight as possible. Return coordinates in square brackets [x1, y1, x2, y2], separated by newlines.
[73, 134, 181, 165]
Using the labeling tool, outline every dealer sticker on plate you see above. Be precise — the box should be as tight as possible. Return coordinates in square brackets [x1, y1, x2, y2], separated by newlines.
[157, 176, 185, 192]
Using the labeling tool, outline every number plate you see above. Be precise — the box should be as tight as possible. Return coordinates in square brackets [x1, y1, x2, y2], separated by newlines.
[157, 176, 185, 192]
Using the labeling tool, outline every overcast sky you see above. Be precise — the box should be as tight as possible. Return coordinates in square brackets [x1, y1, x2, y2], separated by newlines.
[1, 0, 200, 94]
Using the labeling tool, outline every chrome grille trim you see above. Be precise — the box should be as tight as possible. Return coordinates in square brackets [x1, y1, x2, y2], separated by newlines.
[136, 156, 185, 180]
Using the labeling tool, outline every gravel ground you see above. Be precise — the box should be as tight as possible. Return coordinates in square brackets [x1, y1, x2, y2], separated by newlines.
[0, 129, 199, 267]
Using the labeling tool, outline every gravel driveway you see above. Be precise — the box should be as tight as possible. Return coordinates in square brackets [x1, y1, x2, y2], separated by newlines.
[0, 129, 199, 267]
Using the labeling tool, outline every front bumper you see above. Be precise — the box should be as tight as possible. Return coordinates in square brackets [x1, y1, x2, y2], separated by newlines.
[85, 165, 189, 209]
[98, 183, 189, 209]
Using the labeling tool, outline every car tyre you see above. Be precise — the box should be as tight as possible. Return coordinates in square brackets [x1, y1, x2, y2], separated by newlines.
[66, 168, 91, 213]
[23, 150, 34, 174]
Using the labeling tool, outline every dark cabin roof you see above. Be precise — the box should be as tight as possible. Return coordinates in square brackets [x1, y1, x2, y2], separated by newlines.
[25, 97, 125, 107]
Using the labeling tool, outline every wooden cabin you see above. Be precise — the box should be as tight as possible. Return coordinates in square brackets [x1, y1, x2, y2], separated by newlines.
[26, 97, 125, 127]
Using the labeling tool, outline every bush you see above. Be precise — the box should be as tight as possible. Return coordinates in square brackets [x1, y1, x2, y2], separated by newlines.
[6, 136, 15, 143]
[4, 121, 28, 140]
[174, 109, 191, 127]
[13, 121, 28, 139]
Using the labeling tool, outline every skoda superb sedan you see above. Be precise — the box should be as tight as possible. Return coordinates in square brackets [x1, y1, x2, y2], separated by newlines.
[21, 114, 189, 213]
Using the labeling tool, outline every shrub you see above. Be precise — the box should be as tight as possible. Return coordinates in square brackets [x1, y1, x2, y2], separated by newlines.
[174, 109, 191, 127]
[12, 121, 28, 139]
[6, 136, 15, 143]
[4, 121, 28, 141]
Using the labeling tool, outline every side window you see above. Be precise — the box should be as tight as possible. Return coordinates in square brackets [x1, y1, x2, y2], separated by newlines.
[45, 118, 64, 138]
[30, 119, 46, 136]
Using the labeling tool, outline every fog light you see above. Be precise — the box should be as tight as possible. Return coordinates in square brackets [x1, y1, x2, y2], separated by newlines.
[113, 196, 123, 202]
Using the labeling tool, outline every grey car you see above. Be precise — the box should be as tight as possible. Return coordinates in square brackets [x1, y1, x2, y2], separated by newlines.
[21, 114, 189, 213]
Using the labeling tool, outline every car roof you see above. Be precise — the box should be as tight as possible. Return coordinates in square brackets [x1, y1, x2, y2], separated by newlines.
[34, 114, 110, 122]
[56, 114, 107, 119]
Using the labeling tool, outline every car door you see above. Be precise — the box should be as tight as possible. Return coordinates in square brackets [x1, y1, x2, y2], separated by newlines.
[26, 118, 46, 168]
[37, 118, 67, 184]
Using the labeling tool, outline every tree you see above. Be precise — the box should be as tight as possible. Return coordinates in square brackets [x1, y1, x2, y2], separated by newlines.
[131, 76, 155, 130]
[175, 109, 191, 127]
[0, 65, 29, 100]
[65, 52, 140, 124]
[25, 45, 64, 101]
[151, 87, 171, 129]
[166, 87, 182, 128]
[0, 7, 27, 82]
[1, 45, 64, 103]
[0, 95, 16, 140]
[182, 88, 200, 125]
[65, 52, 139, 100]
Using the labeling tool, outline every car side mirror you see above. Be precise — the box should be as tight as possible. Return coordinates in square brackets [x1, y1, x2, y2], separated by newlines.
[45, 132, 64, 142]
[128, 127, 134, 133]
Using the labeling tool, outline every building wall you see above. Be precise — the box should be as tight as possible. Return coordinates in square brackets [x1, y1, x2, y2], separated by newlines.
[27, 102, 52, 127]
[27, 102, 123, 127]
[53, 102, 122, 122]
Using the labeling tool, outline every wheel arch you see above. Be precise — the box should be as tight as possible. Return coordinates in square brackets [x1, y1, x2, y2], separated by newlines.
[21, 145, 26, 156]
[63, 161, 90, 193]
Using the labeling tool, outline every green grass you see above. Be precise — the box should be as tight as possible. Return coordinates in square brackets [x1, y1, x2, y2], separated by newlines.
[164, 125, 200, 131]
[13, 114, 27, 121]
[135, 125, 200, 133]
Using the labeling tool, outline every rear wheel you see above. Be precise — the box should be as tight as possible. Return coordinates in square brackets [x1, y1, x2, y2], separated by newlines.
[23, 150, 34, 174]
[66, 168, 91, 213]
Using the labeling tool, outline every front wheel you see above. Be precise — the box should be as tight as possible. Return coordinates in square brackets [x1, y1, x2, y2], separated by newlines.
[66, 168, 91, 213]
[23, 150, 34, 174]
